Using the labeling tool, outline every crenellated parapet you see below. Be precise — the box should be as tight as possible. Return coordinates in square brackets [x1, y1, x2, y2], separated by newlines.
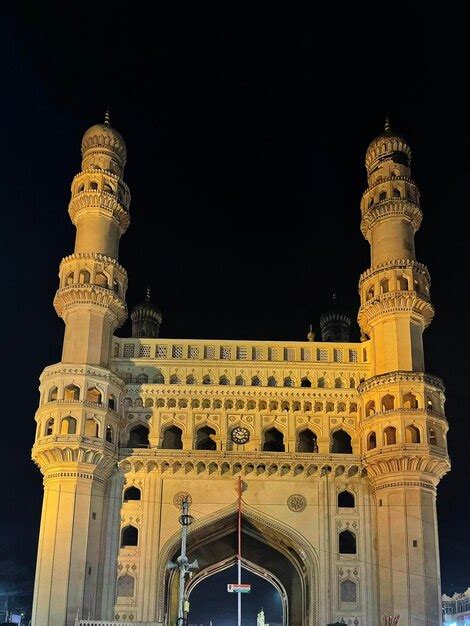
[358, 290, 434, 337]
[68, 189, 130, 234]
[54, 283, 127, 326]
[360, 199, 422, 239]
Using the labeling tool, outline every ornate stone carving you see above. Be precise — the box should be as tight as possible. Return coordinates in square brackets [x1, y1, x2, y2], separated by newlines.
[287, 494, 307, 512]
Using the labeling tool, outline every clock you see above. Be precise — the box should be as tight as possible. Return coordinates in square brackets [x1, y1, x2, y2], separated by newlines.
[231, 427, 250, 445]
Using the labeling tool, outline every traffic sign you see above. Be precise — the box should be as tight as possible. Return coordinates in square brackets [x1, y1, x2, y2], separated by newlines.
[227, 583, 251, 593]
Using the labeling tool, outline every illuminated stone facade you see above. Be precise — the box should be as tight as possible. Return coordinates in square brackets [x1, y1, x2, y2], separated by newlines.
[31, 117, 450, 625]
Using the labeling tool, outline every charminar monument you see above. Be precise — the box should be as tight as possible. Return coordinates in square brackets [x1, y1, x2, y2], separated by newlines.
[31, 115, 450, 625]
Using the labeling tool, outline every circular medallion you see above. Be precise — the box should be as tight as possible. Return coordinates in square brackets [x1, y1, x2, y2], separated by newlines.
[231, 426, 250, 445]
[287, 494, 307, 512]
[173, 492, 192, 508]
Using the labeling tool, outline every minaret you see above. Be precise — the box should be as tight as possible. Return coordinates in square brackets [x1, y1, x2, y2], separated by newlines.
[319, 293, 351, 342]
[31, 116, 130, 626]
[131, 288, 162, 338]
[358, 120, 450, 624]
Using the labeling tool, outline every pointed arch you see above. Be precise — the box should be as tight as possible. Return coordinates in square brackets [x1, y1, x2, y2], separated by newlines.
[338, 490, 355, 508]
[403, 392, 418, 409]
[84, 418, 99, 437]
[162, 425, 183, 450]
[297, 428, 318, 453]
[45, 417, 54, 436]
[267, 376, 277, 387]
[367, 431, 377, 450]
[48, 386, 58, 402]
[117, 574, 135, 599]
[300, 377, 312, 387]
[384, 426, 397, 445]
[123, 486, 141, 502]
[219, 375, 230, 385]
[331, 429, 352, 454]
[196, 426, 216, 450]
[78, 269, 91, 284]
[235, 375, 245, 386]
[127, 425, 150, 448]
[381, 394, 395, 411]
[405, 424, 420, 443]
[283, 376, 294, 387]
[339, 529, 357, 554]
[263, 427, 285, 452]
[121, 525, 138, 547]
[61, 416, 77, 435]
[64, 384, 80, 401]
[251, 375, 261, 386]
[86, 386, 102, 404]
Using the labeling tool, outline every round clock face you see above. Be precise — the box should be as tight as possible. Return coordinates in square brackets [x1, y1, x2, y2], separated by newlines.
[231, 427, 250, 445]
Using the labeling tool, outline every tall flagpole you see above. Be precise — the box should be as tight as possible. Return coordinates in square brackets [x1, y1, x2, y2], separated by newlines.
[237, 476, 242, 626]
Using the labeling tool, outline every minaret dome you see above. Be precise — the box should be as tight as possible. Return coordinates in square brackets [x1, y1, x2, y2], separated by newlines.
[365, 117, 411, 183]
[81, 111, 127, 173]
[131, 289, 162, 338]
[319, 294, 351, 342]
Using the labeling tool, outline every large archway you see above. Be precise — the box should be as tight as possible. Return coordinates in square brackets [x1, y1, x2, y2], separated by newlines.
[188, 558, 285, 624]
[156, 505, 318, 625]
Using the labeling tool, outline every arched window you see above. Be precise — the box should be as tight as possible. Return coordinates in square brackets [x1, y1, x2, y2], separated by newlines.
[121, 525, 138, 547]
[379, 190, 387, 202]
[77, 183, 85, 193]
[113, 280, 120, 294]
[85, 419, 99, 437]
[349, 378, 356, 389]
[154, 372, 165, 384]
[393, 188, 401, 199]
[366, 400, 375, 416]
[380, 278, 389, 294]
[398, 275, 409, 290]
[123, 486, 141, 502]
[267, 376, 277, 387]
[429, 428, 438, 446]
[186, 375, 196, 385]
[48, 386, 58, 402]
[335, 377, 344, 389]
[317, 377, 326, 388]
[64, 384, 80, 401]
[65, 272, 74, 285]
[384, 426, 397, 445]
[367, 286, 375, 300]
[45, 418, 54, 436]
[405, 425, 420, 443]
[297, 429, 318, 453]
[283, 377, 294, 387]
[61, 416, 77, 435]
[339, 529, 357, 554]
[262, 428, 285, 452]
[108, 395, 116, 410]
[106, 425, 113, 443]
[331, 429, 352, 454]
[403, 392, 418, 409]
[235, 375, 245, 386]
[301, 377, 312, 387]
[89, 181, 99, 191]
[338, 491, 355, 508]
[95, 272, 108, 287]
[170, 374, 180, 385]
[219, 375, 230, 385]
[136, 374, 148, 384]
[79, 269, 90, 284]
[86, 387, 102, 404]
[117, 574, 135, 598]
[127, 425, 150, 448]
[251, 376, 261, 386]
[162, 425, 183, 449]
[196, 426, 216, 450]
[281, 401, 289, 412]
[103, 183, 113, 194]
[367, 431, 377, 450]
[382, 394, 395, 411]
[368, 197, 374, 208]
[259, 400, 267, 411]
[202, 375, 212, 385]
[340, 579, 357, 602]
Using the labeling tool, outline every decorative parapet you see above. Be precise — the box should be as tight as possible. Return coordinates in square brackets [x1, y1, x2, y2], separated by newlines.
[68, 191, 130, 232]
[32, 435, 118, 478]
[360, 200, 422, 238]
[40, 362, 126, 387]
[54, 284, 127, 326]
[118, 449, 365, 479]
[357, 371, 444, 394]
[363, 445, 450, 482]
[357, 291, 434, 333]
[359, 259, 430, 285]
[59, 252, 128, 278]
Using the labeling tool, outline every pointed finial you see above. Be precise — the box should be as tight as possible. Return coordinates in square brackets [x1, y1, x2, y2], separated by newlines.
[307, 323, 315, 342]
[145, 286, 151, 300]
[104, 109, 111, 126]
[384, 115, 391, 133]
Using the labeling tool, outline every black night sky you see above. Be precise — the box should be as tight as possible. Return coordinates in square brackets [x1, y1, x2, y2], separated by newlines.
[2, 4, 470, 619]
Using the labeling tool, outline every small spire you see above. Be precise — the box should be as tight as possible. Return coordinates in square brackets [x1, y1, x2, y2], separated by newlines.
[145, 286, 151, 300]
[104, 109, 111, 126]
[384, 115, 391, 133]
[307, 323, 315, 342]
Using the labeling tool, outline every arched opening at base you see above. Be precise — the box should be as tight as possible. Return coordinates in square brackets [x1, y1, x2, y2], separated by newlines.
[188, 557, 285, 625]
[159, 507, 317, 626]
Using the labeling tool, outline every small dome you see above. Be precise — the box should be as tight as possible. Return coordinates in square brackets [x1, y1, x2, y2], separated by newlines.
[131, 289, 162, 339]
[319, 294, 351, 343]
[365, 117, 411, 171]
[81, 114, 127, 165]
